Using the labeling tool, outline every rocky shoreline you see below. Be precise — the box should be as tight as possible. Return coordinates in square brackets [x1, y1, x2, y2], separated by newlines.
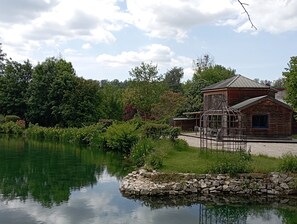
[120, 169, 297, 197]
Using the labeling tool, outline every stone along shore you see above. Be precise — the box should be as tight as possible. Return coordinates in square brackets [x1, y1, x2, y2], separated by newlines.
[120, 169, 297, 196]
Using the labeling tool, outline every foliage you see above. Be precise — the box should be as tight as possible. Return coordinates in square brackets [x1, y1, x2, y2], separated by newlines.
[151, 91, 186, 121]
[0, 114, 4, 123]
[4, 115, 21, 122]
[279, 153, 297, 173]
[0, 121, 24, 135]
[130, 138, 155, 167]
[25, 123, 105, 146]
[141, 122, 180, 140]
[209, 150, 252, 175]
[124, 63, 166, 120]
[105, 122, 139, 153]
[193, 64, 236, 85]
[283, 56, 297, 111]
[0, 59, 32, 117]
[26, 57, 101, 127]
[129, 62, 161, 82]
[163, 67, 184, 93]
[0, 43, 6, 74]
[99, 81, 124, 120]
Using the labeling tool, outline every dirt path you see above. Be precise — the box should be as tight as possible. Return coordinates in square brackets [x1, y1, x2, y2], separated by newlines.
[179, 135, 297, 158]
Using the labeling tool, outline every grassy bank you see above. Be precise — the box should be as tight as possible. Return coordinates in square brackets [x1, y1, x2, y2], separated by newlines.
[158, 144, 282, 174]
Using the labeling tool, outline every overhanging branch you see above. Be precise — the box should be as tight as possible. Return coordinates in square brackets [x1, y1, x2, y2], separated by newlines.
[237, 0, 257, 30]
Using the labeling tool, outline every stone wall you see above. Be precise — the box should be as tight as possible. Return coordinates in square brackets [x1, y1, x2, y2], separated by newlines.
[120, 169, 297, 196]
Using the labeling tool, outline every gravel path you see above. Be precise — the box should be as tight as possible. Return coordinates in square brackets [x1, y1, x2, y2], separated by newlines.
[179, 135, 297, 158]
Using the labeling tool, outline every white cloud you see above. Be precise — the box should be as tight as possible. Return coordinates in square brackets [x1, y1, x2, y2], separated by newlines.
[0, 0, 129, 59]
[82, 43, 91, 50]
[126, 0, 237, 40]
[223, 0, 297, 33]
[96, 44, 193, 73]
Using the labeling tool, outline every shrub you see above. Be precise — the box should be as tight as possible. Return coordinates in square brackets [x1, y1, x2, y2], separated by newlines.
[141, 123, 180, 140]
[145, 152, 163, 169]
[0, 114, 4, 123]
[279, 153, 297, 173]
[130, 138, 155, 167]
[209, 155, 251, 176]
[5, 115, 21, 122]
[105, 122, 139, 153]
[0, 121, 24, 135]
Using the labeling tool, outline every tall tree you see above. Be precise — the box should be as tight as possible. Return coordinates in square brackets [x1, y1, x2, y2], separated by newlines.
[283, 56, 297, 111]
[151, 91, 186, 121]
[99, 80, 124, 121]
[163, 67, 184, 93]
[193, 64, 236, 85]
[0, 59, 32, 117]
[0, 43, 6, 75]
[129, 62, 161, 82]
[124, 62, 165, 120]
[26, 57, 76, 126]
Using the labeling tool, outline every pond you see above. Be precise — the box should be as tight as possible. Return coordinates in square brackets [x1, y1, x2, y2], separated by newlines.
[0, 136, 297, 224]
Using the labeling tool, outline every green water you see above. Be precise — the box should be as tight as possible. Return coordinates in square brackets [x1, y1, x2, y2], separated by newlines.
[0, 136, 297, 224]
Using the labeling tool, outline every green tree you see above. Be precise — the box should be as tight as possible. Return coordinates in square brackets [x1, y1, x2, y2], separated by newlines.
[26, 57, 75, 126]
[129, 62, 161, 82]
[193, 64, 236, 85]
[99, 80, 124, 120]
[124, 62, 165, 120]
[163, 67, 184, 93]
[272, 77, 285, 88]
[193, 54, 214, 74]
[283, 56, 297, 111]
[0, 43, 6, 75]
[0, 59, 32, 117]
[151, 90, 186, 120]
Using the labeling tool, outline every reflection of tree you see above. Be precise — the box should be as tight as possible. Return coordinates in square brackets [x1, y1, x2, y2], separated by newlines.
[0, 137, 131, 207]
[124, 194, 297, 224]
[277, 207, 297, 224]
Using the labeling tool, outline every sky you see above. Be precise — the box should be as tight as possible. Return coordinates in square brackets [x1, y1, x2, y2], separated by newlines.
[0, 0, 296, 82]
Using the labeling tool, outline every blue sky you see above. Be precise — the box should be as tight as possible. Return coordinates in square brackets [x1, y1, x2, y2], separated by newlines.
[0, 0, 296, 82]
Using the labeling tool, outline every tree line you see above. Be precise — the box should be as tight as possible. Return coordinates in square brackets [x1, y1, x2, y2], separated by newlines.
[0, 43, 296, 127]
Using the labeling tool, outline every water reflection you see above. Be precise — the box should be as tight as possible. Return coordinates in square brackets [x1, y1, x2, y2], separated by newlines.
[0, 136, 130, 207]
[0, 136, 297, 223]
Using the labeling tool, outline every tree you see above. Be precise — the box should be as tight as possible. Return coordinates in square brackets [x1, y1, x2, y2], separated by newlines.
[163, 67, 184, 93]
[193, 54, 214, 74]
[272, 78, 285, 88]
[194, 64, 236, 86]
[151, 91, 186, 121]
[283, 56, 297, 111]
[0, 59, 32, 117]
[124, 63, 165, 120]
[99, 80, 124, 121]
[0, 43, 6, 75]
[129, 62, 161, 82]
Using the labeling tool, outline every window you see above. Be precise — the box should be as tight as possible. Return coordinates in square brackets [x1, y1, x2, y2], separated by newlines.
[252, 115, 268, 128]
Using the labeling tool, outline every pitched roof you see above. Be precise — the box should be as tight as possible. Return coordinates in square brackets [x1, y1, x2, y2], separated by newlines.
[202, 75, 271, 91]
[232, 95, 292, 111]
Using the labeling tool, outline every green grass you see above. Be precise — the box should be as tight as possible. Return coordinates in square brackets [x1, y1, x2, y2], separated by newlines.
[159, 145, 282, 174]
[292, 134, 297, 139]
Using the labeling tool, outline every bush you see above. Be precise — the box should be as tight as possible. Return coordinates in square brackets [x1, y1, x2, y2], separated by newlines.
[141, 123, 180, 140]
[105, 122, 139, 153]
[130, 138, 155, 167]
[0, 114, 4, 124]
[5, 115, 21, 122]
[279, 153, 297, 173]
[209, 155, 251, 176]
[25, 123, 105, 146]
[0, 121, 24, 135]
[145, 152, 163, 169]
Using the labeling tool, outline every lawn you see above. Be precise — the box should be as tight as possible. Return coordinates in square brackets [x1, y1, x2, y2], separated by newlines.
[158, 144, 282, 174]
